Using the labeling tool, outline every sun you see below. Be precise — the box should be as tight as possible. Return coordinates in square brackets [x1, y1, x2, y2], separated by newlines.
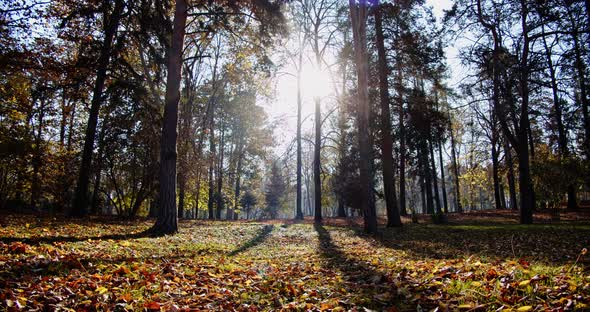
[301, 62, 333, 100]
[269, 60, 335, 141]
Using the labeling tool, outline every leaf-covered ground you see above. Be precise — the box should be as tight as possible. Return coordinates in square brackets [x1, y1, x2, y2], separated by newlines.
[0, 213, 589, 311]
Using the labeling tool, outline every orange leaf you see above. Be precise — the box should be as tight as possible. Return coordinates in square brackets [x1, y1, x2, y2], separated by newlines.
[118, 293, 132, 303]
[145, 301, 161, 310]
[518, 258, 530, 268]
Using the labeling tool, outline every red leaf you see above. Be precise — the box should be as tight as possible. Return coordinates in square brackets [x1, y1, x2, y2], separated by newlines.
[8, 242, 27, 253]
[518, 258, 530, 268]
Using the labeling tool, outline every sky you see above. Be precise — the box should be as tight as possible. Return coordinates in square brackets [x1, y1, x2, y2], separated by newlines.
[265, 0, 459, 157]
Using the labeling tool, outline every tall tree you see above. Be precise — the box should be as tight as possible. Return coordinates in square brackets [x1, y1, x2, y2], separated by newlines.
[314, 92, 322, 222]
[288, 3, 308, 221]
[470, 0, 534, 223]
[299, 0, 339, 223]
[350, 0, 377, 234]
[150, 0, 188, 235]
[296, 41, 304, 220]
[449, 109, 463, 212]
[374, 0, 401, 227]
[72, 0, 125, 217]
[538, 16, 577, 210]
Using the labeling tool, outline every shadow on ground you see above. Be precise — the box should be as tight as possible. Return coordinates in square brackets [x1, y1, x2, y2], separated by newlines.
[228, 224, 274, 256]
[0, 231, 151, 245]
[314, 223, 402, 310]
[349, 223, 590, 264]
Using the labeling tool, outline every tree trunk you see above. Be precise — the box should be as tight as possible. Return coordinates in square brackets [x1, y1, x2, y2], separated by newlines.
[499, 182, 507, 210]
[397, 67, 407, 216]
[314, 97, 322, 223]
[517, 145, 534, 223]
[194, 170, 201, 219]
[526, 117, 536, 212]
[375, 2, 401, 227]
[420, 174, 426, 214]
[208, 162, 215, 219]
[31, 99, 45, 210]
[91, 116, 109, 215]
[518, 0, 533, 224]
[130, 192, 148, 218]
[450, 115, 462, 212]
[150, 0, 187, 235]
[208, 118, 216, 220]
[437, 140, 449, 213]
[420, 141, 434, 214]
[429, 138, 442, 214]
[350, 0, 376, 234]
[336, 53, 348, 219]
[216, 120, 225, 220]
[504, 141, 518, 210]
[296, 51, 304, 220]
[233, 153, 243, 220]
[492, 140, 502, 210]
[72, 0, 125, 217]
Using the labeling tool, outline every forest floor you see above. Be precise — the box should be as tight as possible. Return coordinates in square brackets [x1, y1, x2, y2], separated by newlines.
[0, 211, 589, 311]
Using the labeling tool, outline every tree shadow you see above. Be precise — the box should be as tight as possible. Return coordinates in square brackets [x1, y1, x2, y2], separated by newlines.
[351, 224, 590, 264]
[313, 223, 401, 310]
[0, 249, 227, 291]
[0, 230, 152, 246]
[227, 224, 274, 257]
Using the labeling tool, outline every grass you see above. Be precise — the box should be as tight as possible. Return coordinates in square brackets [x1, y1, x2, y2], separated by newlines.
[0, 213, 589, 311]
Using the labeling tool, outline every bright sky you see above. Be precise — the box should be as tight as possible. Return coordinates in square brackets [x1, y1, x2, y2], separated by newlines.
[265, 0, 458, 156]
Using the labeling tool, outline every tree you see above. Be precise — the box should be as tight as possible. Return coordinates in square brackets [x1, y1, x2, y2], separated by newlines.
[72, 0, 125, 217]
[240, 189, 258, 219]
[286, 2, 308, 221]
[447, 0, 544, 223]
[265, 161, 286, 219]
[298, 0, 340, 223]
[349, 0, 377, 234]
[150, 0, 188, 235]
[373, 0, 401, 227]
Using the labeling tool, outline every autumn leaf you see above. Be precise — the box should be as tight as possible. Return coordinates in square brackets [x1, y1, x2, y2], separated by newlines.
[113, 265, 131, 276]
[518, 280, 531, 288]
[8, 242, 28, 253]
[0, 215, 588, 311]
[145, 301, 161, 311]
[96, 286, 108, 294]
[518, 258, 530, 268]
[117, 293, 132, 302]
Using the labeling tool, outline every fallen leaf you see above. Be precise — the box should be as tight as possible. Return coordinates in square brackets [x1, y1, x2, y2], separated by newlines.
[145, 301, 161, 311]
